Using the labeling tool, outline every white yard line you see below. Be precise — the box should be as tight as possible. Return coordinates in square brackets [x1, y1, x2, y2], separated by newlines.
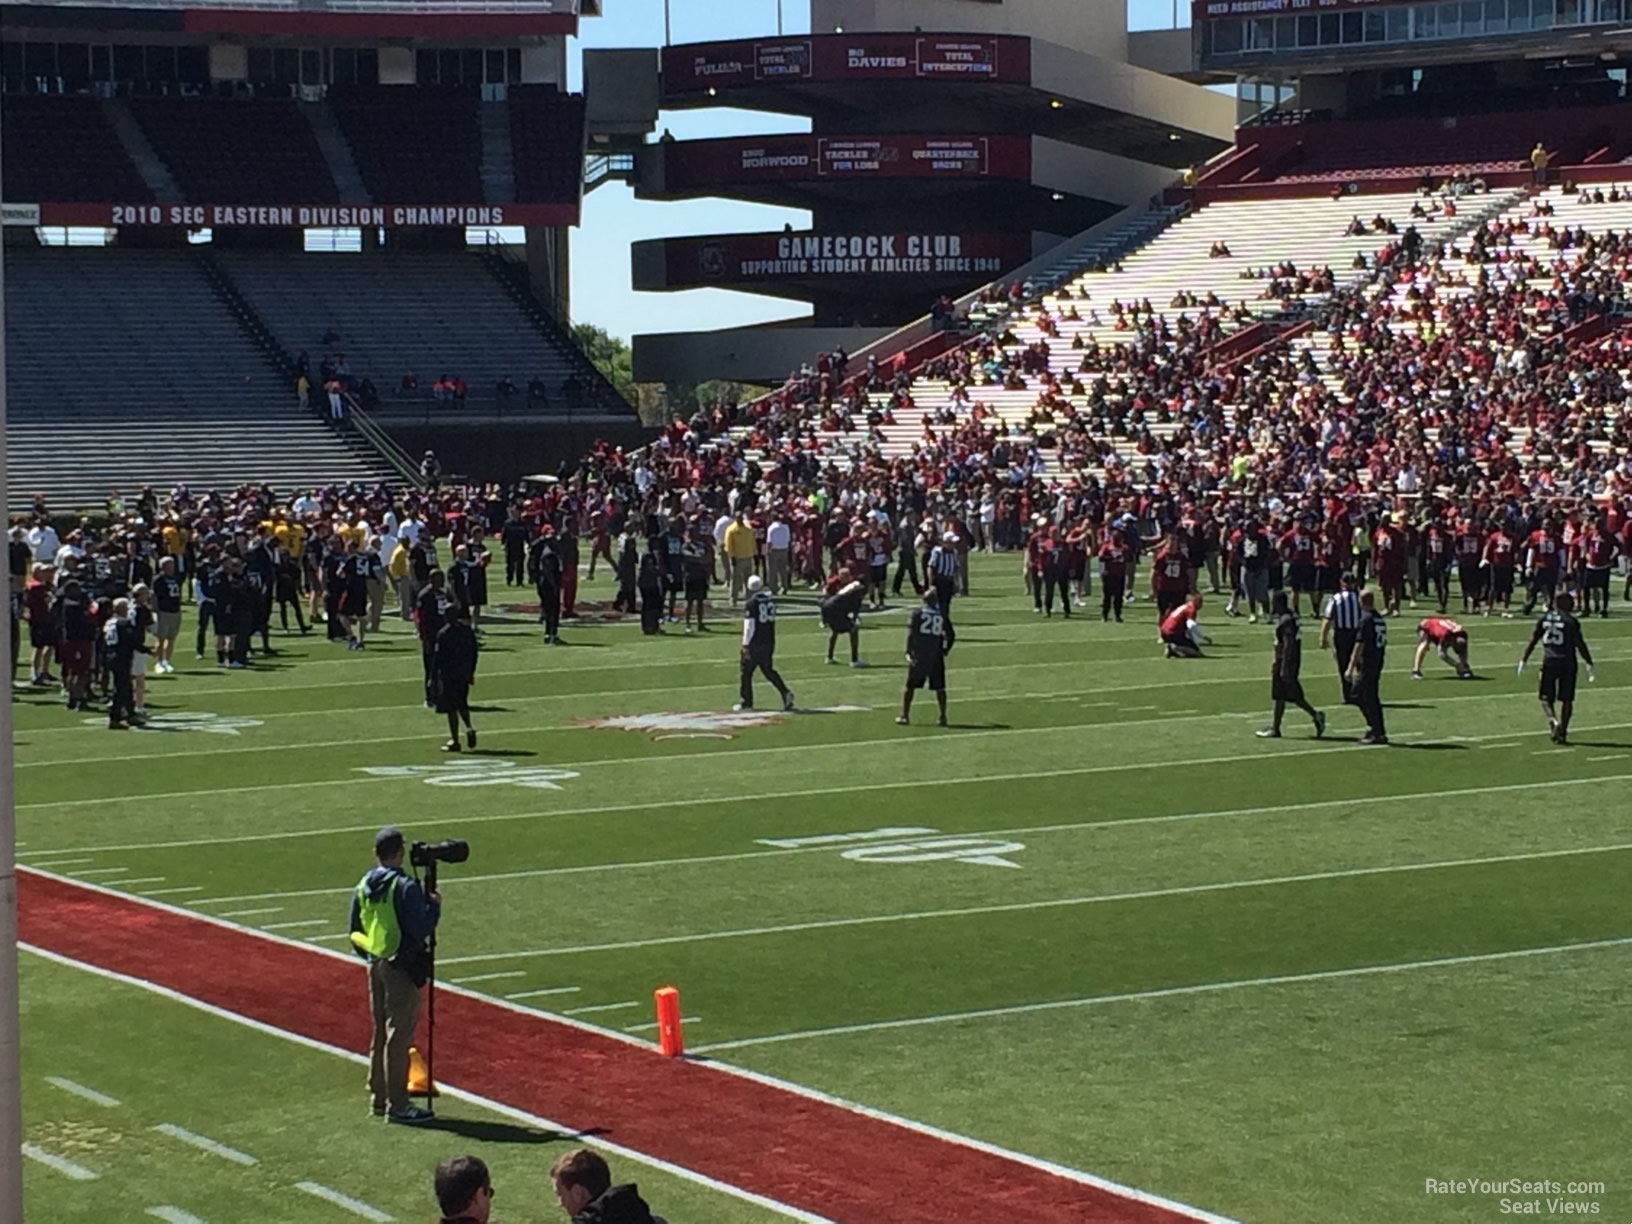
[304, 933, 352, 943]
[213, 907, 285, 919]
[1589, 753, 1629, 762]
[293, 1182, 393, 1222]
[31, 725, 1632, 863]
[45, 1076, 120, 1107]
[117, 877, 168, 887]
[152, 1124, 257, 1166]
[560, 1001, 642, 1016]
[139, 885, 204, 897]
[438, 840, 1632, 966]
[18, 667, 1632, 774]
[625, 1016, 701, 1032]
[25, 858, 93, 870]
[505, 986, 582, 1000]
[694, 937, 1632, 1054]
[446, 971, 527, 985]
[146, 1208, 207, 1224]
[262, 919, 334, 931]
[21, 1144, 97, 1180]
[65, 867, 128, 878]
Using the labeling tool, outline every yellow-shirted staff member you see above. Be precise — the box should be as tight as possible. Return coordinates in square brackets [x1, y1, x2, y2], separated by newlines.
[723, 511, 757, 606]
[1530, 141, 1550, 185]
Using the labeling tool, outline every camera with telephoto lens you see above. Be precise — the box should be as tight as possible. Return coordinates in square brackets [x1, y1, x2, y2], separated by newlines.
[410, 839, 470, 868]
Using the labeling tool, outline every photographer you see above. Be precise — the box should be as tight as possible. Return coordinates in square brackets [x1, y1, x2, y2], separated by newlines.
[434, 1155, 496, 1224]
[348, 825, 440, 1125]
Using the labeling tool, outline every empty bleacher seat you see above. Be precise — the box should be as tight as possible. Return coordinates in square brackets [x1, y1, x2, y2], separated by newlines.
[212, 249, 589, 408]
[1, 95, 152, 202]
[329, 85, 481, 203]
[508, 86, 585, 204]
[2, 244, 389, 508]
[131, 97, 336, 205]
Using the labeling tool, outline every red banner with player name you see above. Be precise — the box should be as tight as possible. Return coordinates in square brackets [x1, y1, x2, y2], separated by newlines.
[661, 135, 1030, 194]
[662, 33, 1029, 96]
[4, 201, 579, 228]
[1195, 0, 1404, 16]
[650, 231, 1031, 289]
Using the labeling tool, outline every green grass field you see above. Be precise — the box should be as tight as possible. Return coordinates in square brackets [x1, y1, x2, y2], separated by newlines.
[17, 556, 1632, 1222]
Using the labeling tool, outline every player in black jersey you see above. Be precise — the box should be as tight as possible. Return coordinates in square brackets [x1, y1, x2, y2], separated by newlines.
[1257, 591, 1326, 739]
[898, 589, 955, 727]
[736, 576, 794, 712]
[1518, 591, 1595, 744]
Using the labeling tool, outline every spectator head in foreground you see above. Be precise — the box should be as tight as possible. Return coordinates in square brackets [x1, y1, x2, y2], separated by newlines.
[549, 1147, 662, 1222]
[435, 1154, 494, 1223]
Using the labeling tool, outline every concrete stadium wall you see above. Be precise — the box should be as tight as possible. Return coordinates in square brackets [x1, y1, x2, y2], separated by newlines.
[633, 324, 891, 387]
[381, 418, 655, 483]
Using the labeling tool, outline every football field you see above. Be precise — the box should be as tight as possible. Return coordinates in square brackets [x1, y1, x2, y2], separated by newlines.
[15, 555, 1632, 1222]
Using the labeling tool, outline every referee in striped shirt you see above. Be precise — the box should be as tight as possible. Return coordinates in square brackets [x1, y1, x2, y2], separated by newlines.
[927, 532, 961, 620]
[1319, 572, 1363, 705]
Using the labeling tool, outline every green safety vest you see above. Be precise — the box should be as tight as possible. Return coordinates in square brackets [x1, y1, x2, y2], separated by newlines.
[350, 874, 403, 960]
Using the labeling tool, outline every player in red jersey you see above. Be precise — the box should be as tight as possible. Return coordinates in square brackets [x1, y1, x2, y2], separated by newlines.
[1150, 530, 1193, 629]
[1279, 518, 1318, 617]
[1522, 517, 1563, 615]
[1372, 515, 1407, 615]
[1160, 594, 1209, 658]
[1412, 616, 1472, 679]
[1097, 528, 1129, 622]
[1484, 524, 1518, 617]
[1580, 517, 1618, 618]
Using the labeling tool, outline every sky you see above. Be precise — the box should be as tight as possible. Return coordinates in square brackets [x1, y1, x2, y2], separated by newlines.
[567, 0, 1192, 343]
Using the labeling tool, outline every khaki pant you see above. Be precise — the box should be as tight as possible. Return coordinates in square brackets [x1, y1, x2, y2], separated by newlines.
[396, 576, 415, 620]
[766, 547, 791, 593]
[367, 957, 421, 1113]
[366, 577, 385, 632]
[729, 556, 753, 603]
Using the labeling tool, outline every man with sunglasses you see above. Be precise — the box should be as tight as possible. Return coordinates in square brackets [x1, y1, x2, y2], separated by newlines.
[435, 1155, 495, 1223]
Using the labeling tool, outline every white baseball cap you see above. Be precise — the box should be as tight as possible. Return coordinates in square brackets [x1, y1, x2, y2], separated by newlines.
[746, 575, 764, 594]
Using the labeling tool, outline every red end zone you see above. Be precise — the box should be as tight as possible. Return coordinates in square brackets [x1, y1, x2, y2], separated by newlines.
[18, 870, 1221, 1224]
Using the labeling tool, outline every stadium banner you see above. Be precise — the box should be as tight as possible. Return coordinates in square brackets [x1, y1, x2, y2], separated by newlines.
[662, 135, 1029, 192]
[662, 33, 1029, 94]
[19, 202, 578, 228]
[1195, 0, 1405, 15]
[1, 203, 40, 227]
[654, 231, 1032, 287]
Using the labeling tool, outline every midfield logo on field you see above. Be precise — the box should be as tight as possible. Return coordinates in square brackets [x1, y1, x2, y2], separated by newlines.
[80, 711, 264, 735]
[758, 826, 1027, 869]
[578, 706, 868, 741]
[357, 761, 581, 791]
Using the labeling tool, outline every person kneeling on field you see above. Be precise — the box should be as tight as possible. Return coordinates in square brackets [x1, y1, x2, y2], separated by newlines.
[1160, 593, 1210, 658]
[550, 1148, 667, 1224]
[821, 568, 867, 667]
[1412, 616, 1473, 679]
[898, 588, 954, 727]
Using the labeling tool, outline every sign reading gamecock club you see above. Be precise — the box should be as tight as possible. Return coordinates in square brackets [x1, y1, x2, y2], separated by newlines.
[665, 232, 1031, 285]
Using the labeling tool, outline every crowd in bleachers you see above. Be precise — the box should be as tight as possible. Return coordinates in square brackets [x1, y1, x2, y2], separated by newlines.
[553, 181, 1632, 638]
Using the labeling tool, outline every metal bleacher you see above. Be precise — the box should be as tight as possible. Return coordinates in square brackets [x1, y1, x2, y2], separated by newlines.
[3, 245, 394, 511]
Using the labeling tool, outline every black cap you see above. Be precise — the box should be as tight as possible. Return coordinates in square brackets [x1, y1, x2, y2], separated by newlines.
[374, 825, 404, 857]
